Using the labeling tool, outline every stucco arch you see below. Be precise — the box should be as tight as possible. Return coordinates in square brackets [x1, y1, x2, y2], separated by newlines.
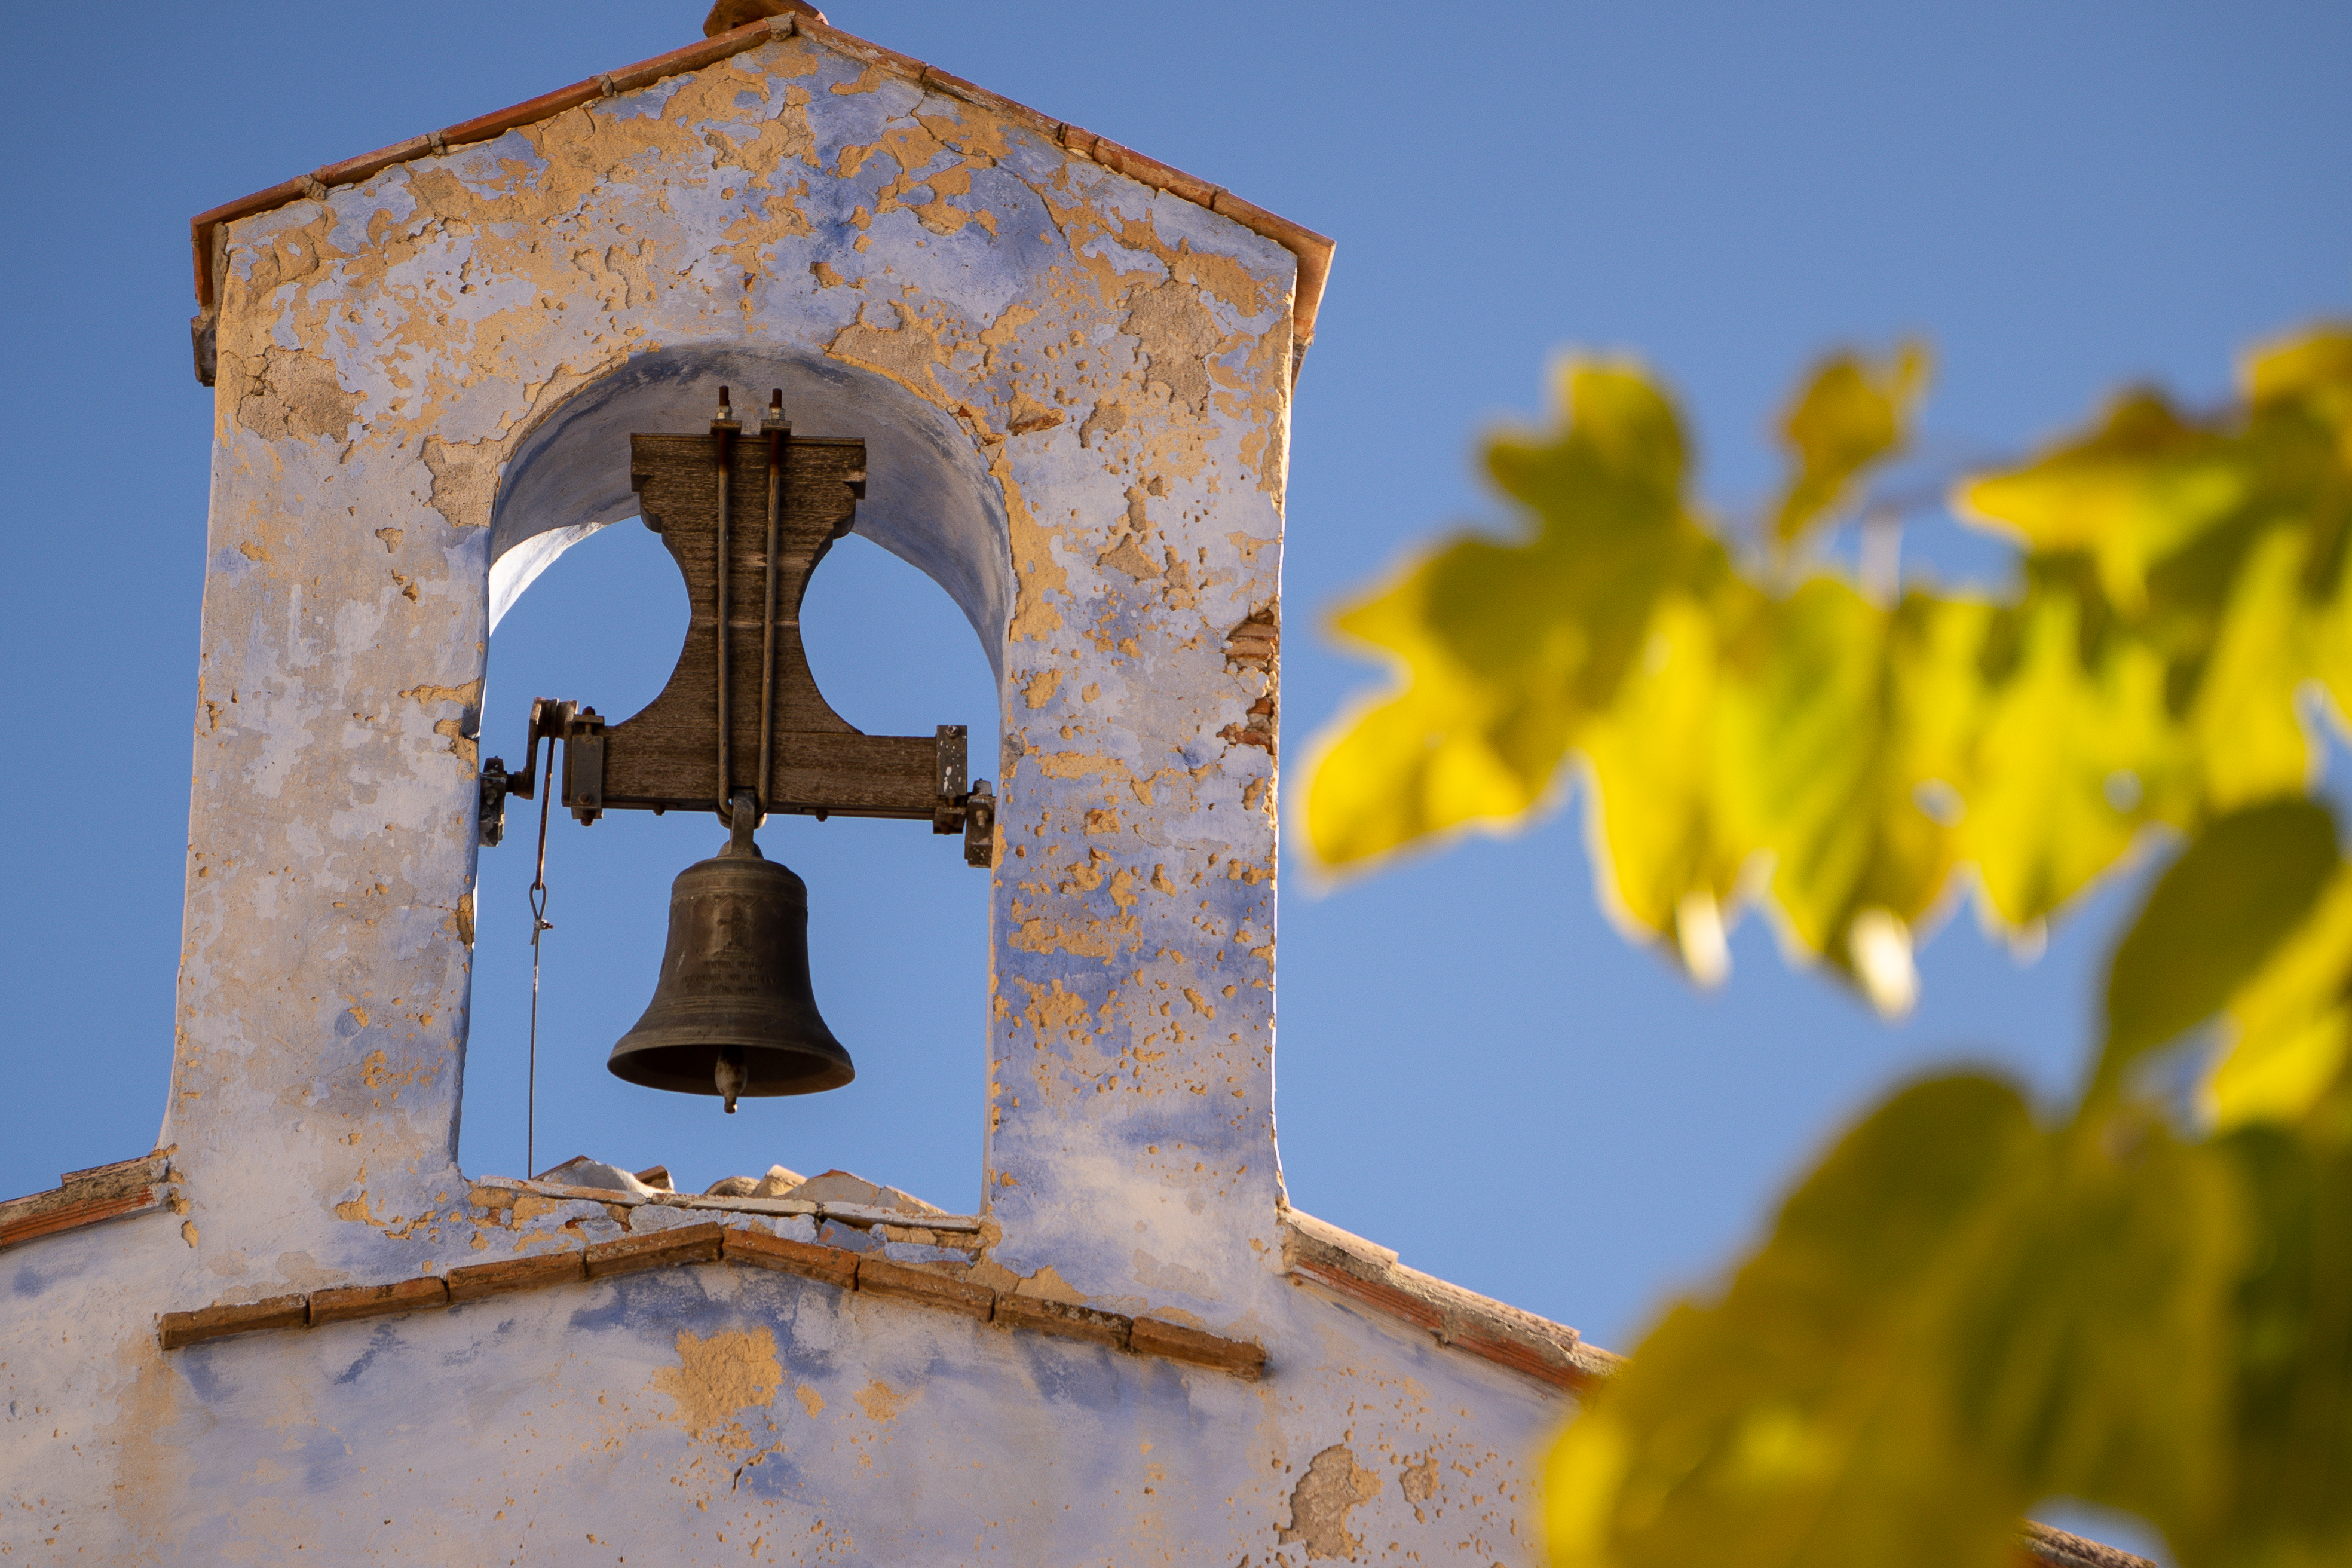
[489, 342, 1013, 681]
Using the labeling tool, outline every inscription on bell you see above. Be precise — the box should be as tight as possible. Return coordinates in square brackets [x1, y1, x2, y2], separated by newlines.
[684, 895, 777, 997]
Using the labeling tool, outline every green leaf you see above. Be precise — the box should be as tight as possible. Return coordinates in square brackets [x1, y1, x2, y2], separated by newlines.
[2098, 800, 2341, 1094]
[1770, 343, 1931, 546]
[1545, 1079, 2245, 1568]
[2183, 1122, 2352, 1567]
[1545, 1076, 2038, 1568]
[1939, 1114, 2241, 1539]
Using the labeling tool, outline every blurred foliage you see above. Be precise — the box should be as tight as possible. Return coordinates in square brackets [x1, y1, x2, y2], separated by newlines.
[1305, 329, 2352, 1013]
[1303, 327, 2352, 1564]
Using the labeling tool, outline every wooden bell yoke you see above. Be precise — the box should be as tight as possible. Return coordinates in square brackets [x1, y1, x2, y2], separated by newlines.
[480, 390, 994, 867]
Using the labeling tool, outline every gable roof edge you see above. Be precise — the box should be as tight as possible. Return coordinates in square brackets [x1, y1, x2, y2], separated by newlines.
[187, 14, 1333, 367]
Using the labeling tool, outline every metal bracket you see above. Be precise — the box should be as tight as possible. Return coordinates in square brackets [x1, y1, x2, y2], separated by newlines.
[503, 697, 570, 801]
[933, 724, 968, 834]
[489, 697, 608, 825]
[477, 757, 509, 847]
[562, 708, 607, 825]
[927, 726, 994, 866]
[963, 780, 996, 869]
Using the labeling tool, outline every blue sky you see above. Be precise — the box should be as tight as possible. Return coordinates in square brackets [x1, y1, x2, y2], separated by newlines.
[3, 0, 2345, 1424]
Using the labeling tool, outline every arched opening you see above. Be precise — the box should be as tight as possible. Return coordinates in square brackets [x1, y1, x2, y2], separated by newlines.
[464, 345, 1009, 1212]
[491, 342, 1013, 676]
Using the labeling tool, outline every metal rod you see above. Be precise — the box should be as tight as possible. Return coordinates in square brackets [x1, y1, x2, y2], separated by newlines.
[525, 731, 555, 1180]
[758, 390, 785, 819]
[713, 389, 735, 820]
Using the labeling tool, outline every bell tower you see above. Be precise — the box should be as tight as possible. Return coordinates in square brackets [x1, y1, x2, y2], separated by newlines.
[165, 11, 1323, 1323]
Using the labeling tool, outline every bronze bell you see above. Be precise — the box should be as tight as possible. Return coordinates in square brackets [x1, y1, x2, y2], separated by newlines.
[607, 795, 853, 1110]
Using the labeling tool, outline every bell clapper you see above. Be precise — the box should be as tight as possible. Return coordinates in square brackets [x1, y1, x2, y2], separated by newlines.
[716, 1045, 748, 1114]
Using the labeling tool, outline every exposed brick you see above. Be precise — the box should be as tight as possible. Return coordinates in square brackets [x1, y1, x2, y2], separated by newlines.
[792, 17, 927, 83]
[1085, 136, 1222, 210]
[1, 1152, 170, 1253]
[1283, 1213, 1615, 1394]
[855, 1257, 994, 1320]
[313, 136, 436, 191]
[56, 1154, 166, 1185]
[583, 1222, 725, 1279]
[2017, 1523, 2158, 1568]
[1290, 1254, 1445, 1335]
[158, 1294, 309, 1351]
[912, 65, 1064, 146]
[605, 28, 772, 94]
[1128, 1316, 1266, 1379]
[1444, 1316, 1594, 1394]
[1209, 189, 1336, 343]
[307, 1276, 449, 1326]
[439, 78, 606, 149]
[724, 1227, 858, 1289]
[1210, 188, 1333, 256]
[445, 1250, 585, 1303]
[701, 0, 819, 36]
[991, 1292, 1130, 1348]
[189, 178, 308, 234]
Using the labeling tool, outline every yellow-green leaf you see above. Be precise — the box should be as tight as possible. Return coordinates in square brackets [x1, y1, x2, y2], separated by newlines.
[1580, 587, 1757, 978]
[1312, 325, 2352, 1027]
[2189, 525, 2326, 809]
[1964, 586, 2183, 927]
[1955, 391, 2246, 615]
[1302, 360, 1716, 871]
[1713, 583, 1975, 1009]
[2206, 863, 2352, 1129]
[2244, 324, 2352, 430]
[1770, 342, 1931, 546]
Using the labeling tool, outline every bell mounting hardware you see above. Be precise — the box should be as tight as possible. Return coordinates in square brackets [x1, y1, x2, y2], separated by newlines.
[478, 388, 994, 1117]
[477, 387, 996, 864]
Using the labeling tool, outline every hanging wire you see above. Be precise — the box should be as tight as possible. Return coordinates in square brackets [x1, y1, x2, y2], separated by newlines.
[526, 734, 556, 1180]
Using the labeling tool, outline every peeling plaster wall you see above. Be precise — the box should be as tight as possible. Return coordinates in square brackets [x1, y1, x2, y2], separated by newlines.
[2, 32, 1576, 1563]
[8, 1206, 1564, 1563]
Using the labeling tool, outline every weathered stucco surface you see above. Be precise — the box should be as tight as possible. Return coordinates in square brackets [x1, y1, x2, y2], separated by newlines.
[2, 24, 1578, 1562]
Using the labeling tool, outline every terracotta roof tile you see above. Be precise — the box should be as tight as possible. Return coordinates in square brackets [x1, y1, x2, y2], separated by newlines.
[0, 1152, 173, 1254]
